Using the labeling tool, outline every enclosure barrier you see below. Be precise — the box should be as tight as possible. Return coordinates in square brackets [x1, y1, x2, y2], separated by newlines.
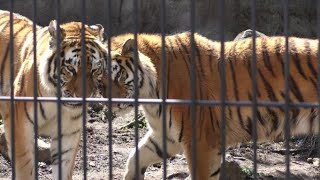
[3, 0, 320, 180]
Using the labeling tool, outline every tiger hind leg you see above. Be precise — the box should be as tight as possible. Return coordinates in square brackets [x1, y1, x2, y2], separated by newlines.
[124, 129, 182, 180]
[183, 141, 221, 180]
[3, 114, 35, 180]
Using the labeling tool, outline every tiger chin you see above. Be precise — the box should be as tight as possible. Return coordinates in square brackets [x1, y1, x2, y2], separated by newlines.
[0, 10, 109, 180]
[106, 32, 320, 180]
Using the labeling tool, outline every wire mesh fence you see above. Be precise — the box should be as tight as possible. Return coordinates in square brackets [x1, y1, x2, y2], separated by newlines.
[0, 0, 319, 180]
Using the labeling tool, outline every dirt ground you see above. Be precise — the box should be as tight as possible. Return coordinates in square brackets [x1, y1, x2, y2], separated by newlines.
[0, 106, 319, 180]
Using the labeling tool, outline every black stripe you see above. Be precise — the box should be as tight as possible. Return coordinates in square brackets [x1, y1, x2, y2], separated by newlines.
[275, 37, 285, 76]
[209, 107, 215, 130]
[138, 62, 144, 88]
[17, 73, 25, 96]
[256, 109, 265, 126]
[178, 113, 184, 142]
[169, 107, 172, 128]
[237, 107, 246, 133]
[158, 104, 162, 117]
[310, 77, 317, 90]
[125, 60, 133, 72]
[24, 102, 34, 124]
[289, 75, 304, 102]
[230, 59, 239, 100]
[309, 108, 316, 133]
[258, 69, 278, 101]
[52, 129, 80, 141]
[210, 168, 220, 177]
[227, 106, 233, 120]
[142, 39, 160, 61]
[174, 34, 190, 73]
[167, 38, 178, 59]
[149, 138, 163, 158]
[71, 112, 83, 120]
[21, 159, 32, 169]
[208, 50, 213, 72]
[51, 148, 73, 164]
[39, 102, 47, 120]
[47, 55, 57, 86]
[246, 117, 253, 136]
[19, 29, 34, 61]
[261, 38, 275, 77]
[266, 107, 279, 132]
[305, 40, 317, 80]
[290, 39, 307, 80]
[290, 108, 300, 126]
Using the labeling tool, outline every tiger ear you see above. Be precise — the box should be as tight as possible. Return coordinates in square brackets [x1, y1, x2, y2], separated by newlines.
[121, 39, 135, 55]
[48, 20, 65, 48]
[89, 24, 104, 41]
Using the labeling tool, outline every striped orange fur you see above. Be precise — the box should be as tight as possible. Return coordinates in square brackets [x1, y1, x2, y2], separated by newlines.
[106, 32, 319, 180]
[0, 10, 108, 180]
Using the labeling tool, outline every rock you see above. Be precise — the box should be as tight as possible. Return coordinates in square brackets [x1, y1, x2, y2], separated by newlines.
[233, 29, 268, 41]
[313, 158, 319, 167]
[225, 161, 247, 180]
[0, 125, 51, 163]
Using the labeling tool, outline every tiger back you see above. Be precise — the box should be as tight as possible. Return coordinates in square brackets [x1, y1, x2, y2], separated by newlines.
[0, 10, 109, 180]
[105, 32, 320, 180]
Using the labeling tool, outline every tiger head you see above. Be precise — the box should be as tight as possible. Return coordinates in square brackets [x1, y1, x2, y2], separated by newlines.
[103, 38, 157, 114]
[39, 20, 108, 108]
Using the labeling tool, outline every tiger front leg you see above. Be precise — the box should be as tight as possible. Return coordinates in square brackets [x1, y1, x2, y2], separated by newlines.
[124, 129, 182, 180]
[50, 119, 81, 180]
[3, 112, 35, 180]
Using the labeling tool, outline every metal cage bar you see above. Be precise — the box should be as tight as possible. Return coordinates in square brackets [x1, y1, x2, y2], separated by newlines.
[80, 0, 88, 179]
[9, 0, 15, 179]
[218, 0, 227, 179]
[133, 0, 140, 179]
[317, 0, 320, 163]
[190, 0, 197, 179]
[250, 0, 258, 179]
[54, 0, 63, 178]
[160, 0, 168, 179]
[32, 0, 39, 179]
[282, 0, 291, 179]
[105, 0, 114, 179]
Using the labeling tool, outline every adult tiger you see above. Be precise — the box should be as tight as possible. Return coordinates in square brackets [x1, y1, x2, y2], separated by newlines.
[106, 32, 320, 180]
[0, 10, 108, 180]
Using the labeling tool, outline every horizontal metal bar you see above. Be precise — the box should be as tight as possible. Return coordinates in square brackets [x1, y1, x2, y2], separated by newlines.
[2, 96, 320, 108]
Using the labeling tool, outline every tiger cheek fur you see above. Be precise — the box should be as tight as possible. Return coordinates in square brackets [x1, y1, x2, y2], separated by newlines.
[0, 10, 108, 180]
[106, 33, 320, 180]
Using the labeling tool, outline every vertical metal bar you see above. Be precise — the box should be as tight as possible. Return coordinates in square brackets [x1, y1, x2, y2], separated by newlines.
[190, 0, 197, 179]
[54, 0, 63, 179]
[105, 0, 113, 179]
[160, 0, 168, 179]
[317, 0, 320, 162]
[133, 0, 140, 179]
[250, 0, 258, 179]
[218, 0, 226, 179]
[32, 0, 39, 179]
[80, 0, 87, 179]
[282, 0, 291, 179]
[9, 0, 15, 179]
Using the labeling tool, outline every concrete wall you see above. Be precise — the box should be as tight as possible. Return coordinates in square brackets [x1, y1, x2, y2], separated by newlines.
[0, 0, 317, 40]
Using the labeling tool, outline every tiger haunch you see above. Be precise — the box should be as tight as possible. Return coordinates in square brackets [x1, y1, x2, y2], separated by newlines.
[106, 32, 319, 180]
[0, 10, 109, 180]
